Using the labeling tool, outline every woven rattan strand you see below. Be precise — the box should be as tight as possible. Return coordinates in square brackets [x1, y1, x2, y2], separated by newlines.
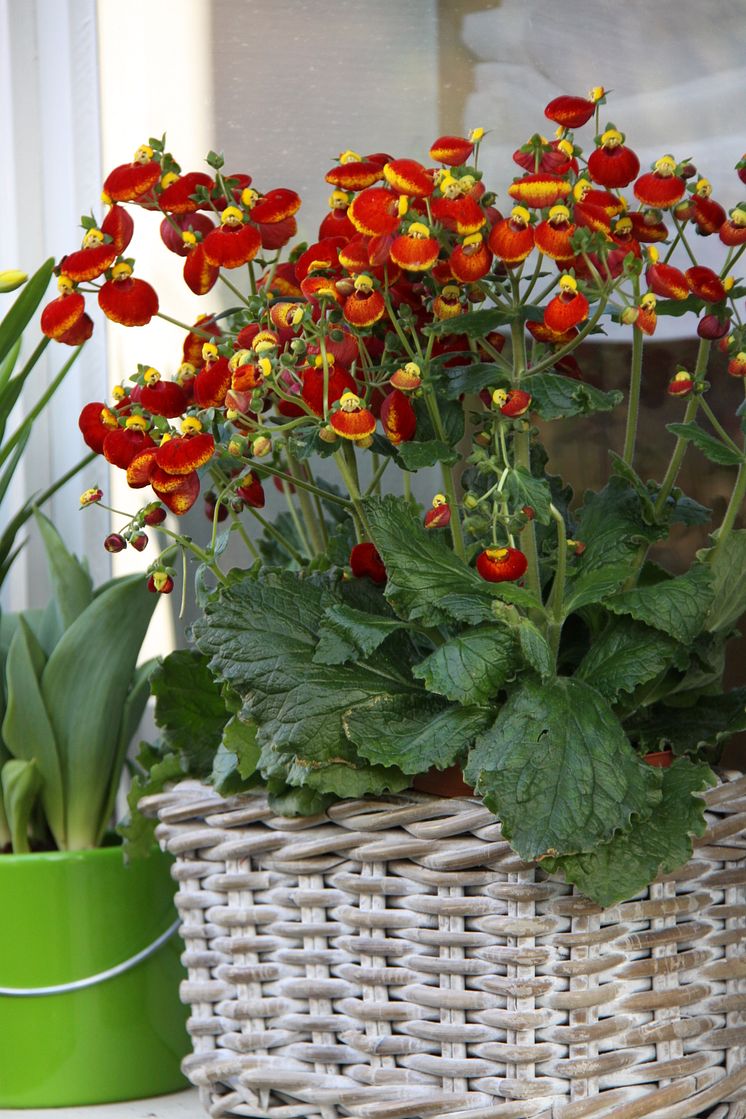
[143, 771, 746, 1119]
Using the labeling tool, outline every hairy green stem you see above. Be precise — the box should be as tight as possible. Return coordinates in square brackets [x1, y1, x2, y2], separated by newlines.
[711, 461, 746, 556]
[335, 442, 374, 540]
[510, 316, 542, 602]
[286, 446, 326, 554]
[653, 339, 712, 519]
[547, 503, 567, 662]
[245, 505, 304, 565]
[424, 390, 466, 560]
[622, 284, 644, 465]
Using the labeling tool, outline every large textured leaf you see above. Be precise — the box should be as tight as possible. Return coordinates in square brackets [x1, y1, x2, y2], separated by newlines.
[2, 617, 64, 847]
[545, 760, 716, 906]
[193, 570, 415, 795]
[504, 466, 552, 525]
[345, 694, 490, 774]
[442, 362, 506, 399]
[364, 495, 513, 624]
[41, 574, 157, 849]
[464, 677, 660, 860]
[150, 649, 229, 773]
[701, 530, 746, 634]
[575, 478, 668, 572]
[424, 306, 513, 339]
[562, 562, 630, 617]
[517, 619, 554, 681]
[222, 714, 260, 780]
[412, 625, 515, 705]
[397, 440, 458, 470]
[522, 372, 623, 420]
[627, 689, 746, 756]
[666, 422, 744, 467]
[603, 564, 714, 645]
[314, 604, 405, 666]
[576, 617, 680, 701]
[119, 747, 185, 860]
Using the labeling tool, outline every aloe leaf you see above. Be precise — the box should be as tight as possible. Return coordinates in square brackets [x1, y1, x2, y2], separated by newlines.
[2, 758, 43, 853]
[41, 574, 157, 850]
[0, 427, 30, 508]
[0, 451, 95, 589]
[2, 617, 65, 847]
[0, 337, 49, 442]
[0, 258, 54, 368]
[0, 344, 84, 470]
[96, 657, 158, 843]
[34, 510, 93, 630]
[0, 337, 21, 396]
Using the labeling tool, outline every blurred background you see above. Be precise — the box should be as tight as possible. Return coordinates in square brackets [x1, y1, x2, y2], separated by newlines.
[1, 0, 745, 751]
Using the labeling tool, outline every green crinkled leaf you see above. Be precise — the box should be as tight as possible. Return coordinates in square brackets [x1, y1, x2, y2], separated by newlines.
[700, 530, 746, 634]
[603, 563, 714, 645]
[119, 748, 185, 860]
[424, 306, 514, 339]
[363, 495, 499, 624]
[266, 780, 335, 817]
[209, 743, 244, 796]
[412, 397, 464, 448]
[412, 625, 515, 705]
[667, 491, 711, 526]
[517, 619, 554, 681]
[345, 694, 490, 775]
[396, 439, 459, 470]
[464, 677, 660, 861]
[522, 373, 623, 420]
[504, 466, 552, 525]
[151, 650, 228, 775]
[608, 453, 656, 522]
[576, 617, 680, 701]
[222, 714, 260, 780]
[575, 478, 671, 572]
[442, 363, 507, 399]
[562, 562, 630, 616]
[314, 604, 405, 666]
[544, 760, 716, 907]
[666, 422, 744, 467]
[192, 570, 414, 791]
[627, 688, 746, 756]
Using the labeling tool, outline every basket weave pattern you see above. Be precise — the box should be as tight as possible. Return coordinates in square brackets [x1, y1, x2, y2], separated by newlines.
[145, 773, 746, 1119]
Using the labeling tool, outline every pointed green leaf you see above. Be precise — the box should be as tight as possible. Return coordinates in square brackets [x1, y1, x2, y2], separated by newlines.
[701, 530, 746, 634]
[441, 362, 505, 399]
[413, 625, 515, 705]
[150, 650, 229, 773]
[667, 421, 744, 467]
[345, 694, 490, 774]
[604, 564, 714, 645]
[193, 570, 414, 796]
[396, 439, 459, 470]
[464, 677, 660, 861]
[364, 495, 514, 624]
[522, 372, 623, 420]
[0, 337, 22, 395]
[516, 619, 554, 681]
[575, 478, 668, 572]
[545, 760, 716, 906]
[576, 617, 680, 701]
[2, 617, 64, 847]
[627, 688, 746, 756]
[41, 574, 157, 850]
[563, 562, 630, 616]
[314, 604, 405, 666]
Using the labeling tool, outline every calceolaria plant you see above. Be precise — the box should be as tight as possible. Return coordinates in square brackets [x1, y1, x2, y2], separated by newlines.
[51, 88, 746, 903]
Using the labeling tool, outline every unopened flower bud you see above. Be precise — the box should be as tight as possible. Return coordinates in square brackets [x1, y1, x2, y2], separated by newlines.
[253, 435, 271, 457]
[104, 533, 126, 553]
[319, 424, 338, 443]
[0, 270, 27, 293]
[147, 571, 174, 594]
[80, 487, 103, 507]
[143, 504, 167, 526]
[130, 532, 149, 552]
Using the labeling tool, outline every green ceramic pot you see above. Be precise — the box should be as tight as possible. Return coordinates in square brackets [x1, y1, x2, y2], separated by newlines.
[0, 842, 189, 1107]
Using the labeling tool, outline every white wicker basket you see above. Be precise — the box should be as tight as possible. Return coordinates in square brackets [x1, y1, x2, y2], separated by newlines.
[144, 771, 746, 1119]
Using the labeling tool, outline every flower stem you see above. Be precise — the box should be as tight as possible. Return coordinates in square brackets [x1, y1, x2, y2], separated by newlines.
[509, 315, 542, 602]
[245, 505, 304, 564]
[711, 460, 746, 557]
[653, 339, 712, 519]
[622, 287, 644, 465]
[335, 442, 374, 540]
[547, 502, 567, 662]
[423, 390, 466, 560]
